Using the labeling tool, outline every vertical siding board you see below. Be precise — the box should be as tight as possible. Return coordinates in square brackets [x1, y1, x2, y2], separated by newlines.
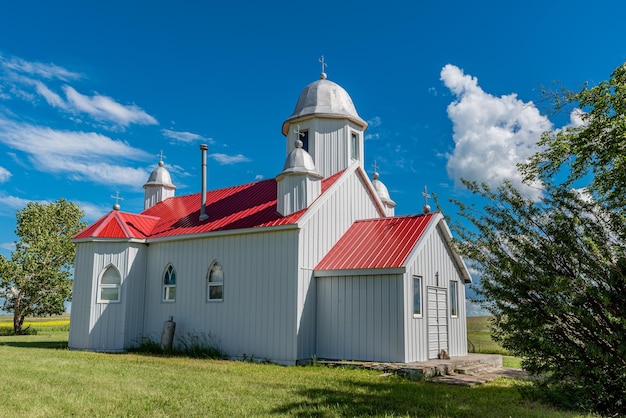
[298, 168, 382, 360]
[136, 229, 298, 363]
[316, 274, 403, 362]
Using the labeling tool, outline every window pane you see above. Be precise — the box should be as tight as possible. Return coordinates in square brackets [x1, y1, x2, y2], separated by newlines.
[209, 264, 223, 282]
[450, 281, 458, 316]
[209, 285, 223, 300]
[413, 276, 421, 316]
[100, 287, 119, 301]
[101, 267, 121, 285]
[164, 266, 176, 285]
[164, 286, 176, 301]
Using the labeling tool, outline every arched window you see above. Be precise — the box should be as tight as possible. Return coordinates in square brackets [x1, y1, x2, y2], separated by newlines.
[98, 265, 121, 303]
[207, 261, 224, 302]
[163, 264, 176, 302]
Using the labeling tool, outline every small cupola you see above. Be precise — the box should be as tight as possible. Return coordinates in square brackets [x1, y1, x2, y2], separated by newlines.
[371, 168, 396, 217]
[143, 153, 176, 210]
[276, 136, 323, 216]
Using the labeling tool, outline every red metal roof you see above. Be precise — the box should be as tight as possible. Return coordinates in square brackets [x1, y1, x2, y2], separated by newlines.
[73, 211, 160, 240]
[74, 172, 343, 240]
[315, 212, 439, 271]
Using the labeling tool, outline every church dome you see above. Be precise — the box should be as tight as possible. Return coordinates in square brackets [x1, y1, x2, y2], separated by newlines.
[280, 140, 323, 177]
[282, 74, 367, 135]
[372, 173, 391, 201]
[144, 161, 175, 188]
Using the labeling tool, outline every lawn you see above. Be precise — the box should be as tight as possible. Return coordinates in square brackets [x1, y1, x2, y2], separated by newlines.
[0, 316, 594, 417]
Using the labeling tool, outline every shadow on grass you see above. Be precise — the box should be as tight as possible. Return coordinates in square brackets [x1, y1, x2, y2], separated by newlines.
[270, 377, 568, 417]
[0, 340, 68, 349]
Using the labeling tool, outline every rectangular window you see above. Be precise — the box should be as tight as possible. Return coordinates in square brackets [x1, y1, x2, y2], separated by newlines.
[351, 132, 358, 160]
[100, 287, 120, 302]
[450, 281, 458, 317]
[413, 276, 422, 317]
[301, 130, 309, 152]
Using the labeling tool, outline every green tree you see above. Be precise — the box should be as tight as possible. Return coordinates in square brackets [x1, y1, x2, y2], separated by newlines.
[453, 63, 626, 416]
[0, 199, 86, 334]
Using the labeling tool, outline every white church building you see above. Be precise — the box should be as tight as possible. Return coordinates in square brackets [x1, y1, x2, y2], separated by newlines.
[69, 69, 471, 364]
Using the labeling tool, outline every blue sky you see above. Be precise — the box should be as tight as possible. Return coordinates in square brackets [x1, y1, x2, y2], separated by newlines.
[1, 1, 625, 310]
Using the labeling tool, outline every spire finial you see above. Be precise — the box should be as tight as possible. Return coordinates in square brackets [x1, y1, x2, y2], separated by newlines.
[294, 125, 304, 148]
[157, 150, 166, 167]
[111, 191, 124, 211]
[422, 185, 431, 214]
[372, 160, 380, 179]
[319, 55, 327, 79]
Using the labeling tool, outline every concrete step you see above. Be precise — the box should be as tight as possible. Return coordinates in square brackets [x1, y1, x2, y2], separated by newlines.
[454, 363, 500, 375]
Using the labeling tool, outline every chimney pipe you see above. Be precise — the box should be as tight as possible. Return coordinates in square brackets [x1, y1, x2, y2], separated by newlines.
[199, 144, 209, 221]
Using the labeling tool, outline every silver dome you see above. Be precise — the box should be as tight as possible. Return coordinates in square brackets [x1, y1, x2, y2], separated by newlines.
[144, 161, 175, 188]
[372, 178, 391, 201]
[280, 141, 322, 177]
[282, 77, 367, 135]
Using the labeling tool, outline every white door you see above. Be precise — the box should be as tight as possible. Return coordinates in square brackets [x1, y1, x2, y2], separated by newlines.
[427, 287, 449, 359]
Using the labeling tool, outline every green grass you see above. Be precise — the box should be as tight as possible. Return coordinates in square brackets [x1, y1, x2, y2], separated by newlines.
[0, 315, 593, 417]
[467, 316, 508, 354]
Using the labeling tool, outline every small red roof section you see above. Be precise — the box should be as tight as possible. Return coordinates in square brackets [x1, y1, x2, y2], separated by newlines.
[315, 212, 439, 271]
[74, 172, 343, 240]
[74, 211, 160, 240]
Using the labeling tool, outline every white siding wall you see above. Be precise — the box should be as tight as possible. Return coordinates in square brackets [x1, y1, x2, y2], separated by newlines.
[316, 274, 404, 362]
[404, 224, 468, 361]
[142, 229, 300, 364]
[277, 174, 321, 216]
[297, 168, 383, 359]
[69, 242, 147, 351]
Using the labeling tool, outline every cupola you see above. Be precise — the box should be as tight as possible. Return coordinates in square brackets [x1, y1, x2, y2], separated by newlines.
[281, 59, 368, 179]
[276, 137, 323, 216]
[143, 155, 176, 210]
[371, 170, 396, 216]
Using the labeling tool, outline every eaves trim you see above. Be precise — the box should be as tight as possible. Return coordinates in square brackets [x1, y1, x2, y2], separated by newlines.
[314, 267, 406, 277]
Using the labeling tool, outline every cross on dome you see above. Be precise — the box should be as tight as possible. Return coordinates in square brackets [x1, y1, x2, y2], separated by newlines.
[422, 185, 431, 214]
[157, 150, 167, 167]
[372, 160, 380, 179]
[319, 55, 327, 79]
[111, 191, 124, 211]
[293, 125, 304, 147]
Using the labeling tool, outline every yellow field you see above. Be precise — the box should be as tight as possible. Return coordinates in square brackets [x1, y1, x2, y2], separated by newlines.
[0, 314, 70, 327]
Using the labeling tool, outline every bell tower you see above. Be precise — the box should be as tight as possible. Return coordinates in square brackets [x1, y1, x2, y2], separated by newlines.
[281, 59, 368, 179]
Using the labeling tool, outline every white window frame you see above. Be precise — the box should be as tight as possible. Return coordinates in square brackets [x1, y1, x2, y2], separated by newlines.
[350, 131, 359, 160]
[207, 261, 224, 302]
[98, 265, 121, 304]
[163, 264, 176, 302]
[450, 280, 458, 317]
[412, 276, 422, 318]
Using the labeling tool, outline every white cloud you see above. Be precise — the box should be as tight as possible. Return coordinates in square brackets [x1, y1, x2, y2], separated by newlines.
[566, 108, 586, 129]
[210, 153, 250, 165]
[34, 80, 66, 108]
[0, 242, 15, 252]
[367, 116, 381, 128]
[441, 64, 551, 199]
[161, 129, 213, 144]
[0, 193, 45, 216]
[254, 174, 264, 181]
[0, 119, 151, 187]
[75, 200, 111, 221]
[1, 54, 156, 128]
[0, 166, 11, 183]
[63, 86, 157, 126]
[0, 54, 81, 81]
